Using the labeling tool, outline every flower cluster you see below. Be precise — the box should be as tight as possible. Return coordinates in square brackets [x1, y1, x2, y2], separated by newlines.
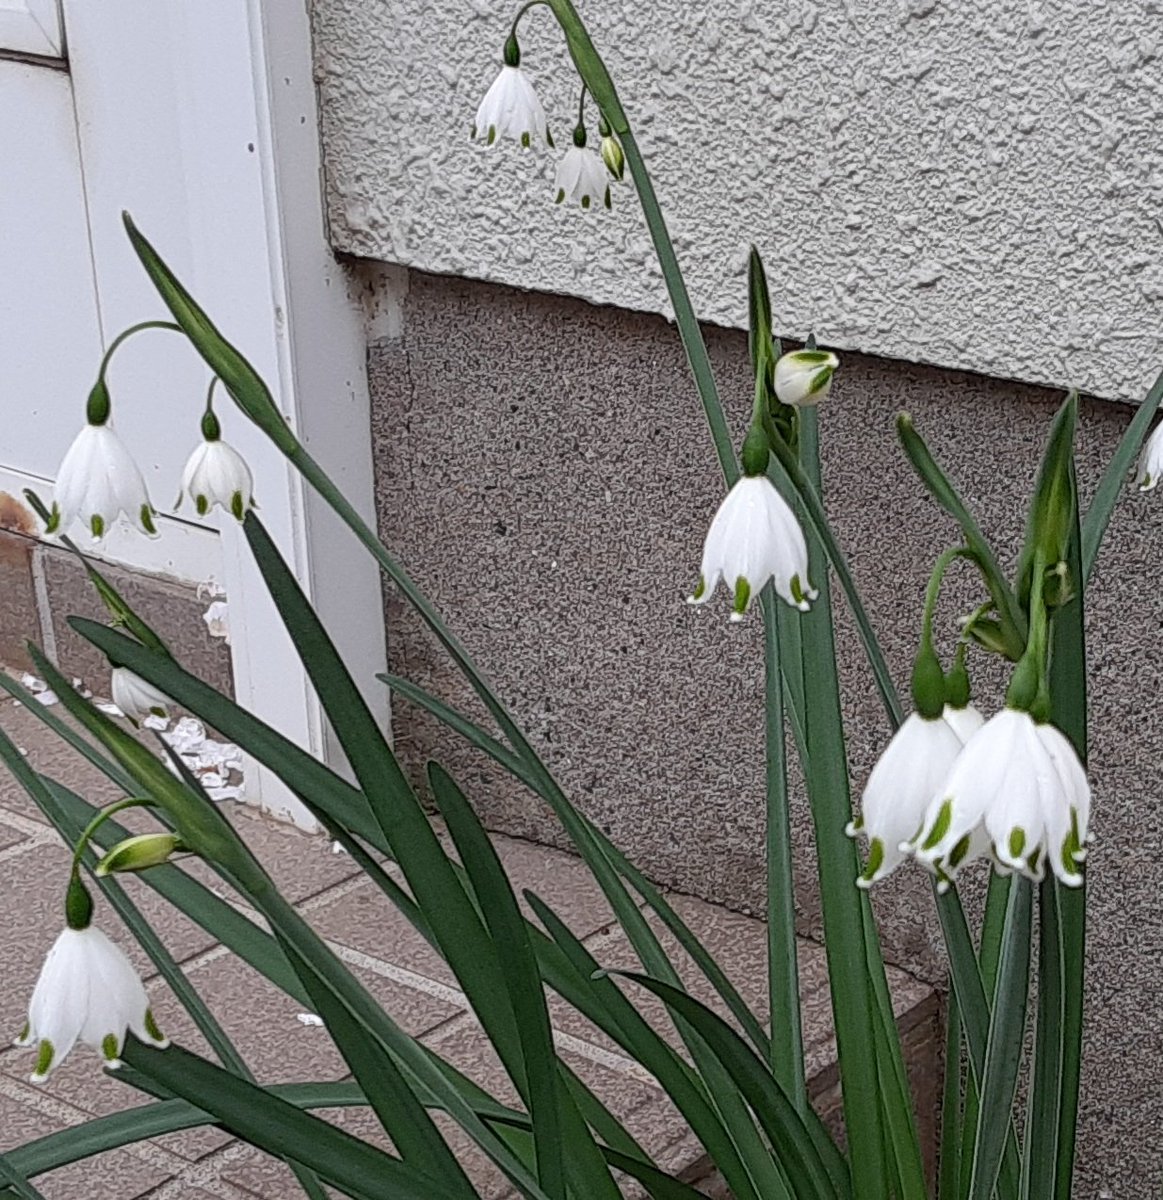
[853, 703, 1090, 891]
[47, 399, 254, 544]
[472, 35, 617, 210]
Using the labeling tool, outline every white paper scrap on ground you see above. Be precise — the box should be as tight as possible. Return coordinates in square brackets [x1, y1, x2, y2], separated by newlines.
[161, 716, 246, 802]
[20, 674, 58, 706]
[198, 581, 230, 644]
[296, 1013, 324, 1027]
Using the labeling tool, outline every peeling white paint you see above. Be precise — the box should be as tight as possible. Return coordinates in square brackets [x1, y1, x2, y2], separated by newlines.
[312, 0, 1163, 400]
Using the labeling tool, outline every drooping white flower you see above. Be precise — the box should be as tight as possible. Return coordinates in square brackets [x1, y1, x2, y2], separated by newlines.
[472, 65, 550, 148]
[849, 712, 964, 888]
[911, 708, 1090, 887]
[1135, 420, 1163, 490]
[15, 926, 168, 1081]
[110, 667, 170, 724]
[942, 702, 984, 744]
[46, 423, 157, 541]
[554, 145, 610, 210]
[773, 350, 840, 408]
[689, 475, 817, 617]
[178, 434, 254, 521]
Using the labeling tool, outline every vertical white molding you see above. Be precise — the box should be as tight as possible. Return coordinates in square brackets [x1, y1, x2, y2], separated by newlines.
[63, 0, 385, 823]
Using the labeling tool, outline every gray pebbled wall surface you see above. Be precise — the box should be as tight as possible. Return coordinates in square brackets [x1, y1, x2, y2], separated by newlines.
[370, 268, 1163, 1194]
[313, 0, 1163, 400]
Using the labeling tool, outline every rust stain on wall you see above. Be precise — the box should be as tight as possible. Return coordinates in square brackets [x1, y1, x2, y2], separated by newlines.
[0, 492, 38, 538]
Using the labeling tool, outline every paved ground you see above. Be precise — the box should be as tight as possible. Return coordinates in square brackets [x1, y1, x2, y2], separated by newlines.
[0, 689, 938, 1198]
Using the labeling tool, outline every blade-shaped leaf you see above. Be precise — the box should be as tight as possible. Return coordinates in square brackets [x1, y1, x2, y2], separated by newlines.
[966, 879, 1033, 1200]
[896, 413, 1026, 658]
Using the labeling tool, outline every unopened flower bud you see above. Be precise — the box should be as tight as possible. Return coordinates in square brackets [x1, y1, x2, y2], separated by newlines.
[598, 116, 624, 180]
[95, 833, 185, 877]
[773, 349, 839, 408]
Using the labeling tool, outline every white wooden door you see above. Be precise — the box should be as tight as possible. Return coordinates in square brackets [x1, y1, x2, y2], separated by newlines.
[0, 1, 386, 824]
[0, 13, 217, 580]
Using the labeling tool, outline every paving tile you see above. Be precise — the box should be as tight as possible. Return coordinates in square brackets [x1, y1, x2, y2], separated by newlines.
[306, 874, 456, 987]
[0, 530, 40, 673]
[493, 833, 620, 938]
[224, 806, 363, 904]
[0, 1086, 170, 1199]
[0, 815, 32, 853]
[0, 693, 126, 822]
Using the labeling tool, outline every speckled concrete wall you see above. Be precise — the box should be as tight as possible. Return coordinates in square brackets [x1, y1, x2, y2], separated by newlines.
[370, 268, 1162, 1193]
[313, 0, 1162, 401]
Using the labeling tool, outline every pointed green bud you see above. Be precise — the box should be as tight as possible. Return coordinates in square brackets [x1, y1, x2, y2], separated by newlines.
[600, 133, 624, 180]
[572, 123, 587, 149]
[200, 407, 221, 442]
[1015, 392, 1078, 611]
[502, 32, 520, 68]
[95, 833, 185, 877]
[910, 642, 945, 720]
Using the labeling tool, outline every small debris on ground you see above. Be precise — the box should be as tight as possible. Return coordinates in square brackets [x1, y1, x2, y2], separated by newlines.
[296, 1013, 325, 1027]
[19, 674, 58, 707]
[162, 716, 246, 802]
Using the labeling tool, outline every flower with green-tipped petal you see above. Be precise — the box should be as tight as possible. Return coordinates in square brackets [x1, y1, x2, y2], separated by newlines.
[15, 925, 168, 1082]
[773, 349, 839, 408]
[688, 475, 816, 618]
[177, 410, 254, 522]
[1136, 420, 1163, 490]
[46, 422, 157, 542]
[910, 708, 1090, 887]
[110, 666, 170, 725]
[472, 36, 550, 150]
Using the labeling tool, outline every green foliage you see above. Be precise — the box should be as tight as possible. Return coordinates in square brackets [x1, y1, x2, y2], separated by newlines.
[2, 15, 1158, 1199]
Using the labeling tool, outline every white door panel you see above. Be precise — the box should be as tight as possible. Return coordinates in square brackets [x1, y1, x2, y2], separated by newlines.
[0, 61, 101, 480]
[0, 0, 62, 57]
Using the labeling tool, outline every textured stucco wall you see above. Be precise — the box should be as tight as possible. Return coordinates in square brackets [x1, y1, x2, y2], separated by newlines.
[370, 269, 1162, 1194]
[313, 0, 1163, 401]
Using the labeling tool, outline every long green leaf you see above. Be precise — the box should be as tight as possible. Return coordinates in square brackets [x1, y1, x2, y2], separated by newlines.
[0, 1154, 46, 1200]
[606, 968, 848, 1200]
[1081, 367, 1163, 583]
[0, 721, 336, 1200]
[896, 413, 1027, 657]
[383, 673, 772, 1060]
[939, 1000, 962, 1200]
[524, 892, 767, 1200]
[428, 763, 578, 1200]
[762, 592, 805, 1108]
[766, 432, 903, 727]
[966, 878, 1033, 1200]
[119, 1043, 456, 1200]
[1045, 459, 1088, 1200]
[794, 408, 889, 1196]
[938, 888, 1022, 1200]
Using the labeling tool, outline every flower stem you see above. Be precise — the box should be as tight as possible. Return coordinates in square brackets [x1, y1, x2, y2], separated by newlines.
[70, 797, 158, 876]
[508, 0, 548, 43]
[95, 320, 184, 387]
[921, 545, 966, 648]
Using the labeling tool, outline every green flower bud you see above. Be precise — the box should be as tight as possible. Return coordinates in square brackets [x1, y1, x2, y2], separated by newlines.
[95, 833, 185, 877]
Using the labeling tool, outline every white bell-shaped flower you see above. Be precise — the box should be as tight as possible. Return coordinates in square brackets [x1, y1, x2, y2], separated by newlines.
[849, 712, 964, 887]
[1136, 420, 1163, 491]
[110, 666, 170, 724]
[554, 144, 610, 210]
[689, 475, 817, 617]
[911, 708, 1090, 887]
[473, 64, 550, 148]
[47, 423, 157, 542]
[773, 349, 840, 408]
[942, 702, 984, 744]
[178, 421, 255, 521]
[15, 926, 168, 1081]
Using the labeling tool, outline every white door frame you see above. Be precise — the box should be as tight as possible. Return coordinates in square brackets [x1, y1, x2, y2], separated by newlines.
[60, 0, 386, 825]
